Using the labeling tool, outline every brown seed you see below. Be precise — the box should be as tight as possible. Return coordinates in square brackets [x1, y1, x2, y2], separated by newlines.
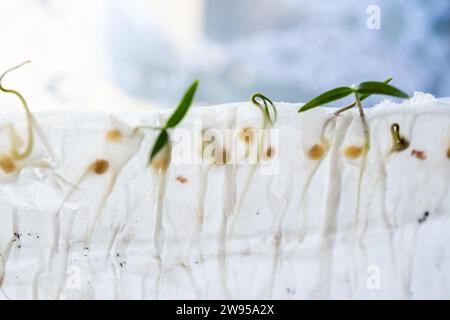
[344, 145, 363, 159]
[265, 146, 275, 159]
[447, 147, 450, 159]
[106, 129, 122, 141]
[308, 144, 325, 160]
[238, 127, 255, 144]
[411, 149, 427, 160]
[0, 154, 17, 173]
[91, 159, 109, 175]
[176, 175, 188, 184]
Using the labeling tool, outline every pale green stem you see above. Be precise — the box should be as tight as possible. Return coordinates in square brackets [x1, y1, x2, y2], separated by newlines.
[354, 93, 370, 150]
[0, 61, 34, 160]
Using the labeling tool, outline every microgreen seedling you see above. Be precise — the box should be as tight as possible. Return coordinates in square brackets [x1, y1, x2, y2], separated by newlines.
[147, 80, 199, 261]
[247, 93, 278, 154]
[299, 77, 405, 113]
[298, 78, 408, 243]
[0, 61, 34, 160]
[223, 93, 278, 294]
[250, 93, 278, 161]
[147, 80, 199, 296]
[315, 77, 394, 158]
[299, 77, 408, 150]
[149, 80, 199, 165]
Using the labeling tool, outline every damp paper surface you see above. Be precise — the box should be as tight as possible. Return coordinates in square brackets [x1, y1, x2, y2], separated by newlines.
[0, 92, 449, 299]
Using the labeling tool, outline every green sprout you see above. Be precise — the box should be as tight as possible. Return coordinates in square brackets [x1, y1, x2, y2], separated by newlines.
[251, 93, 277, 127]
[390, 123, 409, 152]
[0, 61, 34, 160]
[298, 77, 406, 113]
[299, 77, 408, 150]
[149, 80, 199, 164]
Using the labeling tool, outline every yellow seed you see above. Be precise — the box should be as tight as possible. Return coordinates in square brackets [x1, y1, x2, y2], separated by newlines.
[308, 144, 325, 160]
[106, 129, 122, 141]
[151, 157, 170, 171]
[91, 159, 109, 175]
[0, 154, 17, 173]
[151, 144, 171, 171]
[344, 145, 363, 159]
[238, 127, 255, 144]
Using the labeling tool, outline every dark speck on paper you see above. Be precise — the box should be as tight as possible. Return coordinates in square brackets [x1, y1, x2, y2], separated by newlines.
[418, 211, 430, 224]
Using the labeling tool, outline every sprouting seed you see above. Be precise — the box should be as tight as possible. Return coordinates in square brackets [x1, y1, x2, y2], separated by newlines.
[308, 144, 325, 160]
[148, 80, 199, 164]
[251, 93, 277, 127]
[0, 61, 34, 160]
[106, 129, 122, 141]
[264, 146, 275, 159]
[150, 143, 171, 171]
[91, 159, 109, 175]
[390, 123, 409, 152]
[344, 145, 364, 159]
[299, 77, 406, 153]
[0, 154, 17, 173]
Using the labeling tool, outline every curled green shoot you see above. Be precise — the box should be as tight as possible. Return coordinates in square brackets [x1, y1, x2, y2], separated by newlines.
[250, 93, 277, 162]
[251, 93, 277, 128]
[0, 61, 34, 160]
[390, 123, 409, 153]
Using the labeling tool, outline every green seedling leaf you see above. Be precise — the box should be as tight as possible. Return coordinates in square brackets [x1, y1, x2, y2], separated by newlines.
[148, 80, 199, 165]
[298, 87, 355, 112]
[359, 76, 393, 101]
[357, 81, 409, 99]
[149, 129, 169, 162]
[165, 80, 199, 128]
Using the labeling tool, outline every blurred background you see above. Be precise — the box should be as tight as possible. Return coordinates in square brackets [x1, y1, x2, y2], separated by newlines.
[0, 0, 448, 111]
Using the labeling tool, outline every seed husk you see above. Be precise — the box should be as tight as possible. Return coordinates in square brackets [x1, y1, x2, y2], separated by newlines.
[106, 129, 122, 141]
[344, 145, 363, 159]
[0, 154, 17, 173]
[308, 144, 325, 160]
[91, 159, 109, 175]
